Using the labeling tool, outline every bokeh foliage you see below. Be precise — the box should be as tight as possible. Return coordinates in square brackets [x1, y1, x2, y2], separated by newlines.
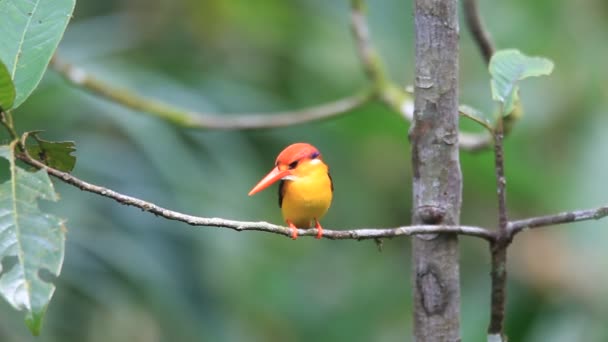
[1, 0, 607, 341]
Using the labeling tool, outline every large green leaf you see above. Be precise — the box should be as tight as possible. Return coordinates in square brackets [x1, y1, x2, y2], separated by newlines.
[0, 142, 66, 335]
[25, 131, 77, 172]
[0, 0, 76, 109]
[490, 49, 554, 115]
[0, 60, 15, 109]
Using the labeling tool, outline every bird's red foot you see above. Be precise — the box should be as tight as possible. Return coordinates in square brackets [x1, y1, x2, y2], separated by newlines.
[287, 220, 298, 240]
[314, 219, 324, 239]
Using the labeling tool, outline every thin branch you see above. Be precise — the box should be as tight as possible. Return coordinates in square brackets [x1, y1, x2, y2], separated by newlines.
[49, 57, 373, 130]
[463, 0, 495, 64]
[459, 105, 495, 134]
[486, 205, 608, 342]
[488, 244, 507, 341]
[46, 1, 396, 134]
[488, 118, 509, 340]
[463, 0, 529, 154]
[349, 0, 415, 120]
[49, 7, 494, 153]
[457, 107, 497, 151]
[494, 120, 508, 235]
[350, 0, 387, 88]
[15, 149, 495, 241]
[508, 205, 608, 237]
[461, 0, 500, 155]
[349, 0, 498, 156]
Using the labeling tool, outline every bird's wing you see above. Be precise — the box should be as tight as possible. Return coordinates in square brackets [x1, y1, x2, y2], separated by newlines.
[278, 180, 285, 208]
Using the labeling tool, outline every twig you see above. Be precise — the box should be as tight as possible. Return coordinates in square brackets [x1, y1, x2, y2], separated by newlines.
[484, 205, 608, 342]
[488, 118, 509, 340]
[508, 205, 608, 237]
[349, 0, 414, 120]
[15, 150, 495, 241]
[349, 0, 496, 154]
[488, 244, 507, 342]
[461, 0, 500, 155]
[350, 0, 387, 88]
[457, 110, 496, 151]
[459, 105, 494, 134]
[463, 0, 495, 64]
[50, 10, 494, 152]
[494, 120, 508, 235]
[49, 57, 373, 130]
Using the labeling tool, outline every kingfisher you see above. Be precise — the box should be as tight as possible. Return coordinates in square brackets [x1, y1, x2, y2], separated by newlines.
[249, 143, 333, 239]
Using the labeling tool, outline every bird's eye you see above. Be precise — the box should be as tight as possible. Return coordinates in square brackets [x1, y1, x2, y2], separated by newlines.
[288, 161, 299, 169]
[310, 151, 320, 159]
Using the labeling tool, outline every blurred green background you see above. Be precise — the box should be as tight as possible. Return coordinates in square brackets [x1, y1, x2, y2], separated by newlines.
[1, 0, 608, 341]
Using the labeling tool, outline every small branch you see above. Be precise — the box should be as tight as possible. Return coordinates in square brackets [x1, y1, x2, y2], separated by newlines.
[488, 243, 507, 341]
[349, 0, 413, 118]
[457, 108, 496, 151]
[350, 0, 387, 88]
[49, 57, 372, 130]
[49, 12, 494, 152]
[461, 0, 500, 156]
[463, 0, 495, 64]
[508, 205, 608, 237]
[485, 205, 608, 342]
[16, 150, 495, 241]
[487, 117, 509, 339]
[494, 119, 508, 235]
[349, 0, 497, 156]
[459, 105, 495, 134]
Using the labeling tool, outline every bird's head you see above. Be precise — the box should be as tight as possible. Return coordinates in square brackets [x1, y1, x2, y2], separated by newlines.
[248, 143, 326, 196]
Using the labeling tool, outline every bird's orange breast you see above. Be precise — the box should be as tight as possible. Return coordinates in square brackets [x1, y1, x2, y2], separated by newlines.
[280, 160, 333, 228]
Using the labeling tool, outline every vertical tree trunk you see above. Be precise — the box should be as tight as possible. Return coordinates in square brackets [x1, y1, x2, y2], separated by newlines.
[410, 0, 462, 341]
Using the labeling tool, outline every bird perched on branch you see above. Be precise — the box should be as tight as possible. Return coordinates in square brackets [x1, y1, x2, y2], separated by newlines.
[249, 143, 333, 240]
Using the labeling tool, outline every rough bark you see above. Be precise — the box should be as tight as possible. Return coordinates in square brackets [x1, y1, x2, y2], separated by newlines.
[410, 0, 462, 341]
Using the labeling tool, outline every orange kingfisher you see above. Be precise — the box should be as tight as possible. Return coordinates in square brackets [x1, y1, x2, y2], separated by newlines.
[249, 143, 333, 239]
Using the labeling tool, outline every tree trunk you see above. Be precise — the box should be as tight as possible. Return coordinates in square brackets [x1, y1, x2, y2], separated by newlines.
[410, 0, 462, 341]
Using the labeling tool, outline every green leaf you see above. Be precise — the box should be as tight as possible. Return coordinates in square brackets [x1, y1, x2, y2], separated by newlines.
[0, 60, 16, 110]
[0, 141, 66, 335]
[25, 132, 76, 172]
[489, 49, 554, 115]
[0, 0, 76, 109]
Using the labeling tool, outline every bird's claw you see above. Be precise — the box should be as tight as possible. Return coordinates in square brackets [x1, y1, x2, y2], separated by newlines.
[287, 221, 298, 240]
[315, 219, 323, 239]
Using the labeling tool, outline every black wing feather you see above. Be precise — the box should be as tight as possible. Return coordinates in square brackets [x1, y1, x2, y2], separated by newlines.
[278, 180, 285, 208]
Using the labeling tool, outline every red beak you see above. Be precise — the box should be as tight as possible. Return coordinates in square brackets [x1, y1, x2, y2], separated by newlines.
[248, 167, 291, 196]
